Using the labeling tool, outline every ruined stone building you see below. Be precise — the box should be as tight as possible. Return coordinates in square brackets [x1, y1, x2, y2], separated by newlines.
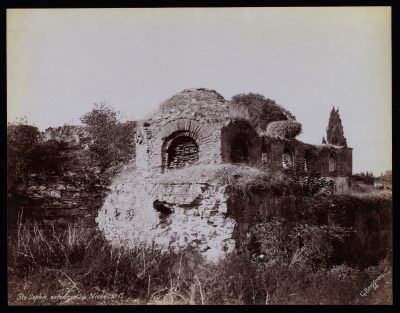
[135, 88, 352, 189]
[97, 88, 353, 261]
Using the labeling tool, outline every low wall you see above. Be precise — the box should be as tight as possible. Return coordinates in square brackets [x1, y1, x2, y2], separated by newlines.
[227, 190, 391, 266]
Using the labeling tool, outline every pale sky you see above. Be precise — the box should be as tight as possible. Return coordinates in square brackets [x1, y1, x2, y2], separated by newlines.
[7, 7, 391, 175]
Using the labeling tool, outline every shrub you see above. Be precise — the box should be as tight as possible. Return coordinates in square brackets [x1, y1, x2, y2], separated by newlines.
[289, 224, 353, 271]
[245, 218, 294, 264]
[242, 219, 353, 271]
[7, 122, 41, 192]
[351, 172, 375, 185]
[265, 120, 302, 140]
[229, 93, 296, 132]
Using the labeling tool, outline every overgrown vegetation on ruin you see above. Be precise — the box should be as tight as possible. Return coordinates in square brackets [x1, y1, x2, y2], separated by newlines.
[8, 217, 391, 305]
[229, 93, 296, 132]
[265, 120, 302, 139]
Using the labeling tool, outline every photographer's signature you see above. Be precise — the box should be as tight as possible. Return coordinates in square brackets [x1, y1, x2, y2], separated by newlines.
[359, 273, 385, 297]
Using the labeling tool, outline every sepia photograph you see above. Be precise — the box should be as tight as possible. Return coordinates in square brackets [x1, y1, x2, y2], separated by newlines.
[6, 7, 393, 305]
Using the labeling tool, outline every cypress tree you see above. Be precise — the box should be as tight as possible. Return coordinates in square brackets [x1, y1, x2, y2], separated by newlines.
[326, 106, 347, 147]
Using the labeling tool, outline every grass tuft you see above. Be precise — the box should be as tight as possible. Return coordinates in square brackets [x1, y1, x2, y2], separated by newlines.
[8, 217, 392, 305]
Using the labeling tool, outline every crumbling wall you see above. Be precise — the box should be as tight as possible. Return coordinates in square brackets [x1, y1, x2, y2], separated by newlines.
[96, 166, 237, 262]
[96, 162, 390, 265]
[261, 137, 352, 184]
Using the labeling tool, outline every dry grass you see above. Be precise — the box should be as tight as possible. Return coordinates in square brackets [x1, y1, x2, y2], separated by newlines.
[8, 216, 392, 305]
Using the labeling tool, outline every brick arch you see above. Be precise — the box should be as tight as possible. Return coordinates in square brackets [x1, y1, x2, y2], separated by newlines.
[162, 131, 200, 170]
[152, 118, 217, 172]
[155, 118, 213, 143]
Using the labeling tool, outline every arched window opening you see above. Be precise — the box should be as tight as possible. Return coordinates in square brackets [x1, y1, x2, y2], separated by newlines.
[304, 150, 312, 172]
[282, 147, 294, 169]
[167, 136, 199, 169]
[231, 135, 249, 163]
[328, 152, 337, 172]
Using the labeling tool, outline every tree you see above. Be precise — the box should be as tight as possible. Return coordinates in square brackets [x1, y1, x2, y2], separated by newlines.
[326, 107, 347, 147]
[7, 120, 71, 193]
[80, 103, 136, 170]
[7, 121, 40, 193]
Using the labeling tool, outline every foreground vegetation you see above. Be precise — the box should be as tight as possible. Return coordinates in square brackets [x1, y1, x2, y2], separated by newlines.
[8, 219, 392, 305]
[7, 104, 392, 305]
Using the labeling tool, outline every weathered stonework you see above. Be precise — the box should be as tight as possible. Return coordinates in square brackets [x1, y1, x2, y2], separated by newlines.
[135, 90, 352, 181]
[97, 88, 354, 260]
[96, 165, 237, 262]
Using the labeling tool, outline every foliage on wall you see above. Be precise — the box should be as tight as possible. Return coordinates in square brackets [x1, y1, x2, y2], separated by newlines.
[229, 93, 296, 132]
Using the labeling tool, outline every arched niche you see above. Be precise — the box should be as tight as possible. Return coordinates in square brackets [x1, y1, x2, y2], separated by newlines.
[166, 135, 199, 169]
[221, 120, 261, 164]
[282, 147, 294, 169]
[230, 134, 249, 163]
[304, 149, 312, 172]
[328, 151, 337, 172]
[155, 118, 215, 173]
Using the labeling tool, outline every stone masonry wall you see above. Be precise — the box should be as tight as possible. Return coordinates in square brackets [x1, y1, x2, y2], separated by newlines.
[96, 166, 237, 262]
[261, 137, 352, 194]
[135, 118, 222, 173]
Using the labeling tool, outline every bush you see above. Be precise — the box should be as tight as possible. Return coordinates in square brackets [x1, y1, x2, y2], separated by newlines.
[265, 120, 302, 139]
[243, 218, 353, 271]
[351, 172, 375, 185]
[229, 93, 296, 132]
[7, 122, 41, 192]
[289, 224, 353, 270]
